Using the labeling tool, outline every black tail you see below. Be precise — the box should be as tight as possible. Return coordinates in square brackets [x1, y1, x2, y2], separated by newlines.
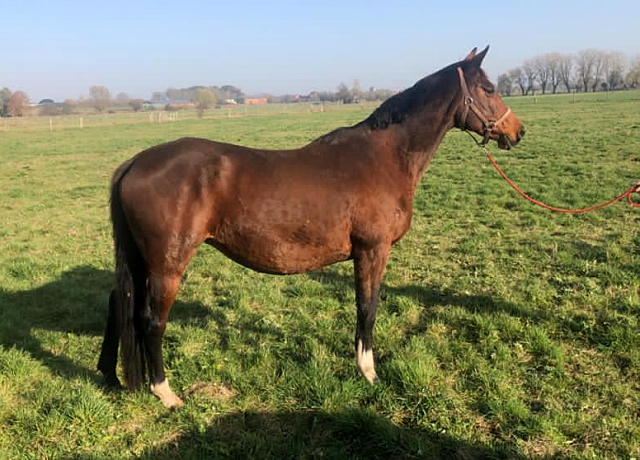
[110, 159, 148, 390]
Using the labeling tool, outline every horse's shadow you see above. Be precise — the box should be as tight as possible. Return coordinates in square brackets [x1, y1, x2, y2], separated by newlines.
[308, 267, 549, 322]
[70, 408, 526, 460]
[0, 265, 210, 383]
[0, 261, 552, 385]
[0, 258, 548, 383]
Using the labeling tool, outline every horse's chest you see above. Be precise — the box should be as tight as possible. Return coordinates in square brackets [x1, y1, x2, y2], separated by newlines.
[351, 195, 412, 246]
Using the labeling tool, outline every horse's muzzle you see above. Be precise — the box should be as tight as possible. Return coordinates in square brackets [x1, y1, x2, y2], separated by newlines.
[498, 126, 525, 150]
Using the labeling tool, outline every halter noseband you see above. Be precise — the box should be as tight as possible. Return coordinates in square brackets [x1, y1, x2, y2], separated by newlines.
[457, 67, 511, 146]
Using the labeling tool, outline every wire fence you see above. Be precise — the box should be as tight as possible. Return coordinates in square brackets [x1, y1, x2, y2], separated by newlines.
[0, 101, 380, 134]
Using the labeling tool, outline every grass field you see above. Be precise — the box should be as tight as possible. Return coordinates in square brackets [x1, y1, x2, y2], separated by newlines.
[1, 91, 640, 459]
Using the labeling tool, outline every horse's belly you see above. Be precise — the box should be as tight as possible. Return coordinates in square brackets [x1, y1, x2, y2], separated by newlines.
[206, 224, 352, 275]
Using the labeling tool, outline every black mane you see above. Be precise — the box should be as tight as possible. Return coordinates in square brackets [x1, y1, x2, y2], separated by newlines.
[361, 61, 463, 131]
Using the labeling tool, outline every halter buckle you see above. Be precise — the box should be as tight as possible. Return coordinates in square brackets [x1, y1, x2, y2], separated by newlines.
[482, 130, 492, 146]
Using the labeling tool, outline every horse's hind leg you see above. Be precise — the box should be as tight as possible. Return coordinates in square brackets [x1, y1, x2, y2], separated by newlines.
[144, 273, 183, 408]
[97, 290, 122, 388]
[353, 244, 390, 384]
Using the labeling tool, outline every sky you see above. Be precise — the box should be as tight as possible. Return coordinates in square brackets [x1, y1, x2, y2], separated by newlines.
[3, 0, 640, 102]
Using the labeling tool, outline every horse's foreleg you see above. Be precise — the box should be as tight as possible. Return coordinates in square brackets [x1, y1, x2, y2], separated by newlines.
[145, 273, 183, 408]
[97, 290, 122, 388]
[353, 243, 390, 384]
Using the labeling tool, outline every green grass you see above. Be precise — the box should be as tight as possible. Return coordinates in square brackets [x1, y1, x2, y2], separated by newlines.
[1, 91, 640, 459]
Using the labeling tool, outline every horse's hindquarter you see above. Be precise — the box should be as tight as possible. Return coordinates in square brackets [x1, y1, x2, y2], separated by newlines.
[118, 138, 228, 272]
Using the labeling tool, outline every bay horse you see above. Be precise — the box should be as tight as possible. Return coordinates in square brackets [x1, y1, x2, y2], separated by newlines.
[98, 46, 524, 408]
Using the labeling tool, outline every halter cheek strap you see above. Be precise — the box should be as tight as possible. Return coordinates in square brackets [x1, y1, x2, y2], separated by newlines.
[457, 67, 511, 145]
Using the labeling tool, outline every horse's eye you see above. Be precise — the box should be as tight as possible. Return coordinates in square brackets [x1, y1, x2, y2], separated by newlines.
[484, 86, 495, 96]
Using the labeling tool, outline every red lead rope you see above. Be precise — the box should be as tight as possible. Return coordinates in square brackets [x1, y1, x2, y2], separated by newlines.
[485, 149, 640, 213]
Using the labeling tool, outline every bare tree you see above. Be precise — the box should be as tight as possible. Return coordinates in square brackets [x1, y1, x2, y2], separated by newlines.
[0, 87, 11, 104]
[89, 86, 111, 112]
[337, 83, 354, 103]
[194, 88, 217, 118]
[62, 99, 76, 115]
[115, 92, 130, 101]
[497, 73, 513, 96]
[509, 68, 526, 95]
[591, 51, 607, 92]
[543, 53, 563, 94]
[220, 85, 244, 101]
[532, 55, 550, 94]
[558, 54, 574, 92]
[522, 60, 537, 95]
[576, 49, 598, 92]
[7, 91, 29, 117]
[128, 99, 143, 112]
[351, 79, 363, 102]
[604, 51, 625, 91]
[0, 87, 11, 116]
[627, 54, 640, 89]
[40, 103, 61, 116]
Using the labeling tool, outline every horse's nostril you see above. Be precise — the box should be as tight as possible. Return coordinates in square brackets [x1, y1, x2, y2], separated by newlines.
[517, 127, 525, 141]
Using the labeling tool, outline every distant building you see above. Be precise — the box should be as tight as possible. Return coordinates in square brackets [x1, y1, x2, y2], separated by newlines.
[243, 98, 268, 105]
[166, 99, 195, 108]
[143, 99, 195, 110]
[35, 99, 63, 108]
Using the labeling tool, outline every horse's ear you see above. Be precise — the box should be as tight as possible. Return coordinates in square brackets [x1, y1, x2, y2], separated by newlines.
[464, 48, 478, 60]
[471, 45, 490, 66]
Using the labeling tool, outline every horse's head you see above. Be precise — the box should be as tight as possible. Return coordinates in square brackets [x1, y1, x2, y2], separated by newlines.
[455, 46, 524, 150]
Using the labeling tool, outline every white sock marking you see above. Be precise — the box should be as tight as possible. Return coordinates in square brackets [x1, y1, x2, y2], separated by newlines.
[151, 379, 183, 408]
[356, 339, 377, 384]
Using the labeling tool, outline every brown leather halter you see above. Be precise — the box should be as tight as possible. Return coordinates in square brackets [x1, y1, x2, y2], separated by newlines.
[457, 67, 511, 145]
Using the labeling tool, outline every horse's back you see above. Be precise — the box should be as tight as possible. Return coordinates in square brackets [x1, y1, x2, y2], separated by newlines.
[115, 135, 410, 275]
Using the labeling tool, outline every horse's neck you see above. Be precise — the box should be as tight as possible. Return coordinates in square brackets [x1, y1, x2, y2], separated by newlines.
[389, 107, 457, 191]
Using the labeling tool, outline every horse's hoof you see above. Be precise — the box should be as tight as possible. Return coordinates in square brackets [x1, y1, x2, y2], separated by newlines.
[162, 395, 184, 409]
[363, 370, 378, 385]
[102, 375, 123, 390]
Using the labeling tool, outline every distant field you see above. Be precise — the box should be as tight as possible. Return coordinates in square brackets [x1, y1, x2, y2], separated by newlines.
[1, 90, 639, 459]
[1, 101, 373, 133]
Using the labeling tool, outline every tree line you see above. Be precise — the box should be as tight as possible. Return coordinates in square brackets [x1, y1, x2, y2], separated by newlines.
[498, 49, 640, 96]
[267, 81, 395, 104]
[0, 86, 121, 117]
[1, 79, 397, 118]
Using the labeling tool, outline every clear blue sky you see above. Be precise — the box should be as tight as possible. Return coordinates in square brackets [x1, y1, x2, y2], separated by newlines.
[3, 0, 639, 101]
